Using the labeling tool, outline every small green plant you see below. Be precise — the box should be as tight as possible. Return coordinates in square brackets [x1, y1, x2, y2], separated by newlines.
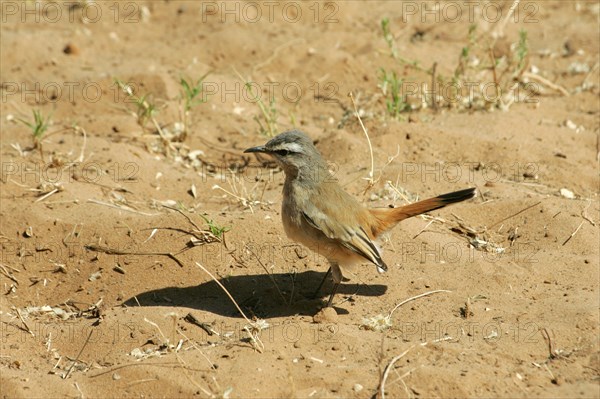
[115, 79, 157, 131]
[179, 72, 210, 136]
[16, 109, 51, 160]
[288, 107, 298, 128]
[515, 29, 528, 72]
[234, 69, 278, 137]
[244, 79, 278, 137]
[134, 93, 157, 129]
[377, 16, 535, 113]
[381, 18, 398, 59]
[199, 214, 230, 239]
[180, 73, 210, 114]
[380, 18, 422, 70]
[456, 24, 478, 78]
[253, 95, 278, 137]
[379, 69, 410, 118]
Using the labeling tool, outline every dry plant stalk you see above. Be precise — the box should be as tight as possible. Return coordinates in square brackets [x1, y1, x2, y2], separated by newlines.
[212, 170, 267, 213]
[195, 262, 267, 352]
[349, 92, 375, 192]
[388, 289, 452, 319]
[63, 329, 93, 379]
[362, 290, 452, 332]
[379, 336, 454, 398]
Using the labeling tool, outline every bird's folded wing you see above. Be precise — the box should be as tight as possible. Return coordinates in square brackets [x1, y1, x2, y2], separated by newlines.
[301, 206, 387, 272]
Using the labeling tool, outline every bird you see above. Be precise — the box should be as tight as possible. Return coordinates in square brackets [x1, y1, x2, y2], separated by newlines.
[244, 130, 476, 308]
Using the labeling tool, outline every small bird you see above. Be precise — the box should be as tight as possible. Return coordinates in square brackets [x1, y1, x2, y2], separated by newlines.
[245, 130, 476, 308]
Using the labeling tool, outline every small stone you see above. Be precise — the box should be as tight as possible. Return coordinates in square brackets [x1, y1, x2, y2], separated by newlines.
[63, 43, 79, 55]
[88, 270, 102, 281]
[564, 120, 577, 130]
[112, 373, 121, 380]
[559, 188, 575, 199]
[516, 372, 523, 380]
[313, 307, 338, 324]
[353, 384, 363, 392]
[568, 62, 590, 74]
[551, 375, 563, 385]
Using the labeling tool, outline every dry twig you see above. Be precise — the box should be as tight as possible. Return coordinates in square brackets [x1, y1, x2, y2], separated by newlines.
[522, 72, 570, 96]
[562, 221, 584, 246]
[581, 200, 596, 226]
[488, 201, 542, 229]
[492, 0, 521, 38]
[0, 263, 19, 284]
[84, 244, 186, 268]
[244, 248, 287, 303]
[388, 290, 452, 319]
[64, 329, 93, 379]
[380, 346, 415, 399]
[195, 263, 251, 323]
[349, 92, 375, 191]
[15, 308, 34, 337]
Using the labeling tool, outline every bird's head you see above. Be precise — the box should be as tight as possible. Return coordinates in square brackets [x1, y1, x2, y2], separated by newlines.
[244, 130, 328, 179]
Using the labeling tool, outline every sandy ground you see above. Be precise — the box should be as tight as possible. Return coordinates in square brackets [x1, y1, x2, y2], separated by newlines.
[1, 1, 599, 398]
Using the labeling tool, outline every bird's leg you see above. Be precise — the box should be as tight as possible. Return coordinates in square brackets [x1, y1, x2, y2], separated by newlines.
[312, 267, 331, 299]
[326, 283, 340, 307]
[325, 263, 343, 307]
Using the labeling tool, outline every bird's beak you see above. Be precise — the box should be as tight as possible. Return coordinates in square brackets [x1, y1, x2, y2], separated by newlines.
[244, 145, 267, 154]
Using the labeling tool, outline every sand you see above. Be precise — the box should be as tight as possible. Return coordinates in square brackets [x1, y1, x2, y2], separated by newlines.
[1, 1, 598, 398]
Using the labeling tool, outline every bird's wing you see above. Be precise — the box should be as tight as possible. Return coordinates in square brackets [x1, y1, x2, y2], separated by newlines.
[301, 188, 387, 272]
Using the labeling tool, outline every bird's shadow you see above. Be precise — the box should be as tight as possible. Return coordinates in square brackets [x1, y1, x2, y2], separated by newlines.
[123, 271, 387, 318]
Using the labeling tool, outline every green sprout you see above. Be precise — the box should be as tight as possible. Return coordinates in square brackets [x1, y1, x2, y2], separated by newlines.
[16, 109, 51, 160]
[199, 214, 230, 239]
[115, 79, 157, 131]
[180, 72, 210, 114]
[381, 18, 398, 59]
[379, 68, 410, 118]
[516, 29, 528, 72]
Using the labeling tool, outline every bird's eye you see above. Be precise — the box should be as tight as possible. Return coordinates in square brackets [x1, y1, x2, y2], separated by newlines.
[274, 149, 290, 156]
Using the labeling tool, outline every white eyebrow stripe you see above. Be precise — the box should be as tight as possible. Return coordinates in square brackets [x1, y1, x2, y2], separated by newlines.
[274, 142, 303, 153]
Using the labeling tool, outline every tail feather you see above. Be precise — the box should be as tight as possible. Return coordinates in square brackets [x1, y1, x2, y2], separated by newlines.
[369, 188, 476, 236]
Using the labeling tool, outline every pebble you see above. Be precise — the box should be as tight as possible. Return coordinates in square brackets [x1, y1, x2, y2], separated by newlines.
[564, 120, 577, 130]
[559, 188, 575, 199]
[63, 43, 79, 55]
[313, 307, 338, 324]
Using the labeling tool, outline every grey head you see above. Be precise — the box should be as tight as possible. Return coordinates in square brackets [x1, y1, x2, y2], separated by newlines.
[244, 130, 328, 178]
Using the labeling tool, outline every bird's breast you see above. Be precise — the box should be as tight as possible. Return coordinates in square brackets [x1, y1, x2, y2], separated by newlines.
[281, 181, 320, 246]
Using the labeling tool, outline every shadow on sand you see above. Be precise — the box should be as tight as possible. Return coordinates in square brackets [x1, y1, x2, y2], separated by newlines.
[123, 270, 387, 318]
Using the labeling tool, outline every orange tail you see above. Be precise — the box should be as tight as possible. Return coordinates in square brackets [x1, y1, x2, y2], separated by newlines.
[369, 188, 476, 236]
